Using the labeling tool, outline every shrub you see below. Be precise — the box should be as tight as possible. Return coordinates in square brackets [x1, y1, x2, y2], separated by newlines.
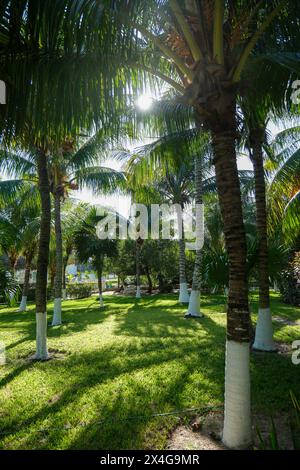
[66, 283, 93, 299]
[278, 252, 300, 306]
[0, 262, 20, 306]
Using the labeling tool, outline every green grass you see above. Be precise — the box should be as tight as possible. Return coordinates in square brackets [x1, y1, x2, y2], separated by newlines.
[0, 292, 299, 450]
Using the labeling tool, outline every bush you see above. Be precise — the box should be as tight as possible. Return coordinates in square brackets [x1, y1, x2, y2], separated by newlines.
[66, 283, 93, 299]
[20, 286, 52, 302]
[278, 252, 300, 306]
[0, 262, 20, 306]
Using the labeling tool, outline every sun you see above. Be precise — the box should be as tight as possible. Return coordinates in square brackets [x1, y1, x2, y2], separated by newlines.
[136, 93, 153, 111]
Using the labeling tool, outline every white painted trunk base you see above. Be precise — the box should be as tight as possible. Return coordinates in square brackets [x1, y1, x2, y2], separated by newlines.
[34, 312, 48, 360]
[99, 294, 104, 308]
[179, 282, 190, 304]
[253, 307, 276, 351]
[185, 290, 202, 317]
[62, 289, 67, 300]
[136, 286, 141, 299]
[19, 296, 27, 312]
[222, 340, 252, 449]
[51, 298, 62, 326]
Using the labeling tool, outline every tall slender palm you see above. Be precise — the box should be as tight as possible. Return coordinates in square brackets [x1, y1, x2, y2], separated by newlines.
[61, 1, 297, 446]
[0, 141, 125, 324]
[0, 3, 121, 359]
[0, 187, 40, 311]
[269, 143, 300, 242]
[126, 128, 211, 310]
[187, 153, 203, 317]
[60, 202, 90, 300]
[1, 0, 299, 444]
[73, 207, 118, 308]
[241, 101, 300, 351]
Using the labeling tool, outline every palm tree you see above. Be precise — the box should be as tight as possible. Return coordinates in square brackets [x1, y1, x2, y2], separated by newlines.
[242, 104, 300, 351]
[269, 144, 300, 242]
[0, 187, 40, 311]
[128, 143, 195, 304]
[0, 3, 122, 359]
[62, 1, 297, 445]
[187, 153, 203, 318]
[124, 124, 212, 311]
[73, 207, 118, 308]
[1, 0, 299, 444]
[60, 202, 90, 300]
[0, 140, 125, 324]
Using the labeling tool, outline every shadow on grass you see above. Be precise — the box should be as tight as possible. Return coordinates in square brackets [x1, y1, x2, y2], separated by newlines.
[0, 293, 299, 449]
[0, 334, 225, 449]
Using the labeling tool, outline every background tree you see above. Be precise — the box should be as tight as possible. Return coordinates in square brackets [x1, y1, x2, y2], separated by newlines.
[74, 207, 118, 308]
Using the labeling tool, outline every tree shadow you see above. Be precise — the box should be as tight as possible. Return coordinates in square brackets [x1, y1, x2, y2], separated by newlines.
[0, 334, 224, 449]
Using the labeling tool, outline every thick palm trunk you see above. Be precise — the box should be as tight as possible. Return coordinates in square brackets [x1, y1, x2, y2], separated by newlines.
[210, 111, 251, 448]
[97, 267, 104, 307]
[250, 129, 275, 351]
[52, 191, 63, 326]
[135, 239, 141, 299]
[35, 150, 51, 360]
[62, 255, 68, 300]
[176, 205, 189, 304]
[19, 254, 32, 312]
[186, 155, 202, 317]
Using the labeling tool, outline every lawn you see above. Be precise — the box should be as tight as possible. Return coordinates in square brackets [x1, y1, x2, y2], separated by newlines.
[0, 293, 299, 450]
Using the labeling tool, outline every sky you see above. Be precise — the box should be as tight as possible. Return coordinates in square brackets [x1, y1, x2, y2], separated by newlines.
[0, 94, 281, 220]
[73, 152, 254, 220]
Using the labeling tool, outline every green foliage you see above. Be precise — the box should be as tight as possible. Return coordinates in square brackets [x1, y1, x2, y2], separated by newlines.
[290, 391, 300, 450]
[256, 392, 300, 450]
[278, 252, 300, 306]
[256, 417, 279, 450]
[73, 206, 118, 275]
[111, 239, 180, 289]
[66, 284, 93, 300]
[0, 261, 19, 306]
[0, 293, 299, 449]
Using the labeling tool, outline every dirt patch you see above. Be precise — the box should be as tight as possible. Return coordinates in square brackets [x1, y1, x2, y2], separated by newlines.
[168, 410, 294, 450]
[47, 392, 62, 405]
[252, 341, 293, 356]
[276, 342, 294, 355]
[25, 348, 70, 362]
[273, 316, 300, 326]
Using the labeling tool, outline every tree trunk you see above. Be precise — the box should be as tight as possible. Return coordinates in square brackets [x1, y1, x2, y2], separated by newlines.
[97, 266, 104, 307]
[209, 108, 251, 448]
[62, 255, 68, 300]
[19, 253, 33, 312]
[186, 155, 203, 317]
[135, 239, 141, 299]
[176, 205, 190, 304]
[250, 128, 275, 351]
[195, 96, 251, 447]
[52, 191, 63, 326]
[35, 150, 51, 360]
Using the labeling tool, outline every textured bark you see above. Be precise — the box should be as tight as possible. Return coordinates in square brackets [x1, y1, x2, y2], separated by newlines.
[176, 204, 188, 286]
[210, 108, 250, 343]
[191, 154, 203, 293]
[54, 191, 63, 301]
[250, 128, 270, 309]
[97, 267, 103, 297]
[62, 258, 67, 290]
[97, 266, 104, 307]
[185, 154, 202, 317]
[135, 239, 142, 296]
[36, 150, 51, 314]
